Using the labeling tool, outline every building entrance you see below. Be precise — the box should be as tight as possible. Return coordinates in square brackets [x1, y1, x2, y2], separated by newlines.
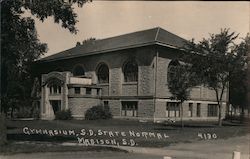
[50, 100, 61, 114]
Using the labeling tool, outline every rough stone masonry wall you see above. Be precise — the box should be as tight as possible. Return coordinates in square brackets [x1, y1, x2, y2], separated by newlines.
[38, 45, 228, 120]
[153, 48, 227, 120]
[155, 48, 227, 102]
[154, 100, 226, 121]
[108, 99, 154, 119]
[38, 47, 156, 97]
[68, 97, 101, 119]
[38, 46, 157, 119]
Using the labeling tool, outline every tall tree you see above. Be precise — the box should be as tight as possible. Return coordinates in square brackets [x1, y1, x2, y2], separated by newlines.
[1, 0, 89, 144]
[167, 61, 195, 128]
[1, 0, 89, 114]
[183, 29, 248, 126]
[229, 34, 249, 118]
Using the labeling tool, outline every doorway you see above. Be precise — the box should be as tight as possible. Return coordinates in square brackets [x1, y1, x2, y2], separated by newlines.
[50, 100, 61, 114]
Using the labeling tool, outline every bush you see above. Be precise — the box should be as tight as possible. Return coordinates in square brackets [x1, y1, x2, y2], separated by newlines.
[85, 105, 112, 120]
[16, 110, 31, 118]
[15, 106, 32, 118]
[55, 109, 72, 120]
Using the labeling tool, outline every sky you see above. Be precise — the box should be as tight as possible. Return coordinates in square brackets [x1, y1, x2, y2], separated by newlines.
[33, 1, 250, 57]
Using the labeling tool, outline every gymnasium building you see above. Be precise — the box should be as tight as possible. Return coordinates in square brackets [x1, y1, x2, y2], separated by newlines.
[34, 27, 227, 121]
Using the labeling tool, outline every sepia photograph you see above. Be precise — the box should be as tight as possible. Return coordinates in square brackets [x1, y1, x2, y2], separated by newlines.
[1, 1, 249, 159]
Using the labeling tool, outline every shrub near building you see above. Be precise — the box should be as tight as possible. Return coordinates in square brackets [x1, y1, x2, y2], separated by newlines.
[55, 109, 73, 120]
[85, 105, 112, 120]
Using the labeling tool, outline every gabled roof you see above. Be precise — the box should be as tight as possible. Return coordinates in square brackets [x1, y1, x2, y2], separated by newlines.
[38, 27, 187, 62]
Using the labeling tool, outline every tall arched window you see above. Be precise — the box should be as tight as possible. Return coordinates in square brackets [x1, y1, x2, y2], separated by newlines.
[73, 65, 85, 77]
[47, 78, 63, 95]
[96, 63, 109, 83]
[167, 60, 180, 83]
[123, 60, 138, 82]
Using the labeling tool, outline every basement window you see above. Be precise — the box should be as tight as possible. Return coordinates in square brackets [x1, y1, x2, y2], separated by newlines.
[86, 88, 91, 95]
[75, 87, 80, 94]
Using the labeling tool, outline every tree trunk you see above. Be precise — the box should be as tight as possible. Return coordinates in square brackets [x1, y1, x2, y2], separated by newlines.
[180, 103, 184, 128]
[218, 103, 222, 126]
[240, 106, 245, 123]
[230, 106, 233, 123]
[11, 107, 14, 119]
[0, 113, 7, 146]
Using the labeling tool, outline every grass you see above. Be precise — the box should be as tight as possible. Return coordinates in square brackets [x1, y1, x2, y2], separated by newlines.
[5, 119, 250, 150]
[0, 141, 127, 155]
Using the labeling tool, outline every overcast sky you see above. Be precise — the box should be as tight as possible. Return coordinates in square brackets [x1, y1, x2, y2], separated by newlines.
[33, 1, 250, 57]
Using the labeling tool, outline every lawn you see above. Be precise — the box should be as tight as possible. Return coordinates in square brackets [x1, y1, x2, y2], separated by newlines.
[5, 119, 249, 149]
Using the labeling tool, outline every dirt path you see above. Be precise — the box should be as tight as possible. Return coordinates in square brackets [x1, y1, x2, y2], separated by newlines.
[119, 133, 250, 159]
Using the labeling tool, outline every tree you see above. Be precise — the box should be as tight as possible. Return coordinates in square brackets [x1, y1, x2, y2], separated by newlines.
[183, 29, 248, 126]
[229, 69, 247, 116]
[76, 37, 97, 46]
[1, 0, 89, 114]
[167, 61, 195, 128]
[229, 34, 249, 119]
[1, 0, 89, 144]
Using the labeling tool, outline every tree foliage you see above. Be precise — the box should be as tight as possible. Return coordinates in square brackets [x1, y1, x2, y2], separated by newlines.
[168, 63, 194, 102]
[76, 37, 97, 46]
[229, 34, 249, 111]
[183, 29, 248, 126]
[167, 61, 196, 128]
[1, 0, 89, 114]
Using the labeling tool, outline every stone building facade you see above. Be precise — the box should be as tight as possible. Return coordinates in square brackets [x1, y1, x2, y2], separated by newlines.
[35, 27, 227, 121]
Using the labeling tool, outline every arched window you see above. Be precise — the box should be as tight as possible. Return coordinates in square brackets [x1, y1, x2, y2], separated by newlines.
[47, 78, 63, 95]
[73, 65, 85, 77]
[97, 63, 109, 83]
[167, 60, 180, 83]
[123, 60, 138, 82]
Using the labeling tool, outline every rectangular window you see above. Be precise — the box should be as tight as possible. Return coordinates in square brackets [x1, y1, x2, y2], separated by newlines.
[104, 101, 109, 111]
[58, 87, 61, 94]
[86, 88, 91, 95]
[49, 87, 53, 94]
[166, 102, 180, 117]
[75, 87, 80, 94]
[188, 103, 193, 117]
[208, 104, 218, 117]
[121, 101, 138, 117]
[49, 86, 61, 94]
[53, 86, 57, 94]
[197, 103, 201, 117]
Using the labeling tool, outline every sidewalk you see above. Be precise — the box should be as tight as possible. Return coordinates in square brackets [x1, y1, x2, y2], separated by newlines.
[118, 134, 250, 159]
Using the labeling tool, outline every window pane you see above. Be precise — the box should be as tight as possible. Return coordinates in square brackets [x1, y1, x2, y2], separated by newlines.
[104, 101, 109, 111]
[86, 88, 91, 95]
[121, 101, 138, 117]
[58, 86, 61, 94]
[208, 104, 218, 117]
[166, 102, 180, 117]
[49, 85, 61, 95]
[188, 103, 193, 117]
[167, 60, 180, 83]
[123, 61, 138, 82]
[197, 103, 201, 117]
[97, 64, 109, 83]
[75, 87, 80, 94]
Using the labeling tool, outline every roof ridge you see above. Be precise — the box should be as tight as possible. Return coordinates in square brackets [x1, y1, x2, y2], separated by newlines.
[38, 26, 186, 62]
[154, 27, 160, 41]
[92, 27, 159, 42]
